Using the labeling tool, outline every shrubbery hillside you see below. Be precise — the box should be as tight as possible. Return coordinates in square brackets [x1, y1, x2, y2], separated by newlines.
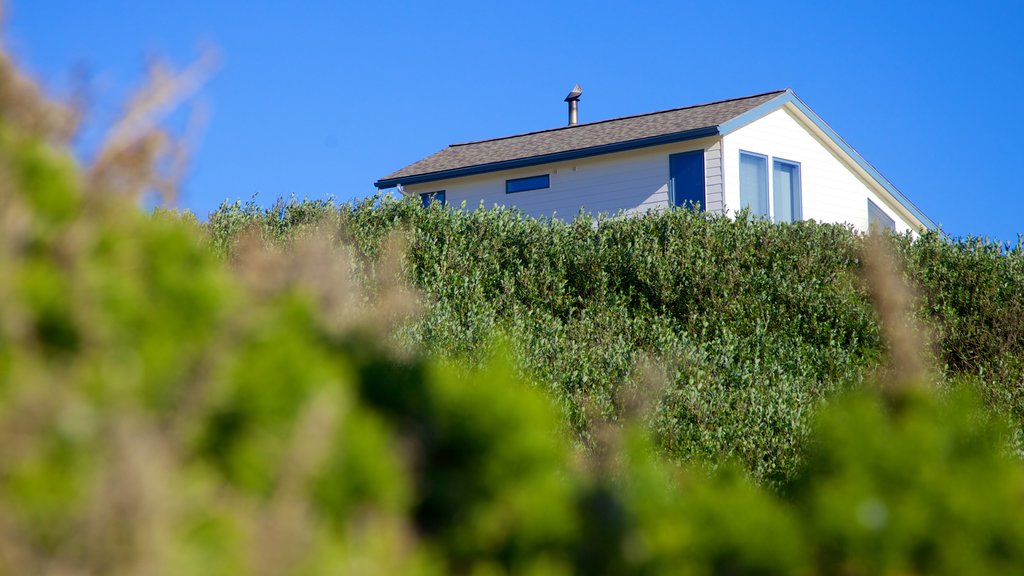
[210, 196, 1024, 484]
[4, 45, 1024, 574]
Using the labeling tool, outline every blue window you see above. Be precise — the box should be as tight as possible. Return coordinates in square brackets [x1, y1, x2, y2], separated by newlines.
[868, 199, 895, 232]
[739, 152, 769, 217]
[506, 174, 550, 194]
[669, 150, 705, 210]
[420, 190, 446, 207]
[772, 159, 802, 223]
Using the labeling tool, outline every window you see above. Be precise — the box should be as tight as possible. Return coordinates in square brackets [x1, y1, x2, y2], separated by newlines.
[420, 190, 446, 208]
[739, 152, 769, 217]
[740, 152, 803, 222]
[506, 174, 549, 194]
[868, 199, 895, 232]
[772, 159, 802, 223]
[669, 150, 706, 211]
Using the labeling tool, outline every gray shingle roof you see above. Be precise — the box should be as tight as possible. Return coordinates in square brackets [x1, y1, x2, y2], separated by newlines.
[376, 90, 787, 187]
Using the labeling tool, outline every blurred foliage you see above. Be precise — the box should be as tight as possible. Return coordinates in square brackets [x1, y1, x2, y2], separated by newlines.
[4, 45, 1024, 574]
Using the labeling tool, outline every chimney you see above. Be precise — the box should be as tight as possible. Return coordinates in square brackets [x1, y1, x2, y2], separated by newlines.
[564, 84, 582, 126]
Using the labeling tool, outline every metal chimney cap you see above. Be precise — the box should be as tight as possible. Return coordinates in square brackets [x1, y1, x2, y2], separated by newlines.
[564, 84, 582, 102]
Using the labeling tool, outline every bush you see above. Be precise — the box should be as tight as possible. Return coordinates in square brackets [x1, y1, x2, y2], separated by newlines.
[208, 196, 1024, 484]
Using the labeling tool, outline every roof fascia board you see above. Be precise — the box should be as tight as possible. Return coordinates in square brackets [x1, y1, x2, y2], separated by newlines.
[722, 89, 935, 231]
[374, 126, 720, 189]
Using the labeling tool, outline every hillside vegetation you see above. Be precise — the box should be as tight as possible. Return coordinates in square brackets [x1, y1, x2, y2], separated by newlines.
[5, 44, 1024, 573]
[210, 197, 1024, 484]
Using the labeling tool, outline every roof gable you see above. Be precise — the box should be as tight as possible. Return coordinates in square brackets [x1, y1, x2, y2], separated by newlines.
[719, 91, 936, 230]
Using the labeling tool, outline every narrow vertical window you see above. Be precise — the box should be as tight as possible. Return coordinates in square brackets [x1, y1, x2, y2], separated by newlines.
[868, 199, 895, 232]
[669, 150, 706, 211]
[772, 159, 802, 223]
[420, 190, 446, 208]
[739, 152, 769, 218]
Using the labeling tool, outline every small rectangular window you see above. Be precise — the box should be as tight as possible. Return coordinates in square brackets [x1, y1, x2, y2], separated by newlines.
[868, 199, 895, 232]
[506, 174, 550, 194]
[772, 159, 802, 223]
[420, 190, 446, 208]
[739, 152, 769, 217]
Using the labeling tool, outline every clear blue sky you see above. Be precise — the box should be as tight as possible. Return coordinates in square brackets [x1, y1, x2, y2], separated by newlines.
[7, 0, 1024, 240]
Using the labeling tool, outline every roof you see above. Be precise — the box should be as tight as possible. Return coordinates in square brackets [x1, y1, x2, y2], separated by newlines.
[374, 89, 936, 231]
[375, 90, 787, 189]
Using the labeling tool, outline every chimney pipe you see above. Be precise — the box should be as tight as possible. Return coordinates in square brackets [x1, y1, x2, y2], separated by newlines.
[564, 84, 582, 126]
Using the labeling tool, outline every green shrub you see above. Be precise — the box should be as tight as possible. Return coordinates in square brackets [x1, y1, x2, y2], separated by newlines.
[208, 196, 1024, 484]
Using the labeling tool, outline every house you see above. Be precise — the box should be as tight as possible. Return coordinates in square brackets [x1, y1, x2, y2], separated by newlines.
[374, 88, 934, 233]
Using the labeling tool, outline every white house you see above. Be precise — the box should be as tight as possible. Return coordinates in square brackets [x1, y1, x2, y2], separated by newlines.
[374, 88, 934, 233]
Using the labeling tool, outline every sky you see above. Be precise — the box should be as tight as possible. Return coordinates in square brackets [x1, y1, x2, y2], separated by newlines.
[6, 0, 1024, 240]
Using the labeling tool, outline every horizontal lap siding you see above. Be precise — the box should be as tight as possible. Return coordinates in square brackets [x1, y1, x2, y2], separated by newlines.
[705, 140, 724, 213]
[403, 137, 723, 219]
[721, 107, 914, 233]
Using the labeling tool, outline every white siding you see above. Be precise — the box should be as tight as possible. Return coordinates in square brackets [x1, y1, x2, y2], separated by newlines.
[404, 136, 721, 219]
[721, 105, 915, 233]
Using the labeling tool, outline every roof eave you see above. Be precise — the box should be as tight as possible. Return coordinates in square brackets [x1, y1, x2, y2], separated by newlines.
[374, 126, 720, 189]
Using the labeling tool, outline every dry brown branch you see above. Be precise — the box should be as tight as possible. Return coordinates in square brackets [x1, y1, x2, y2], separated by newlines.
[249, 388, 346, 576]
[80, 415, 174, 576]
[231, 225, 420, 338]
[0, 50, 77, 142]
[87, 50, 217, 202]
[862, 233, 932, 405]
